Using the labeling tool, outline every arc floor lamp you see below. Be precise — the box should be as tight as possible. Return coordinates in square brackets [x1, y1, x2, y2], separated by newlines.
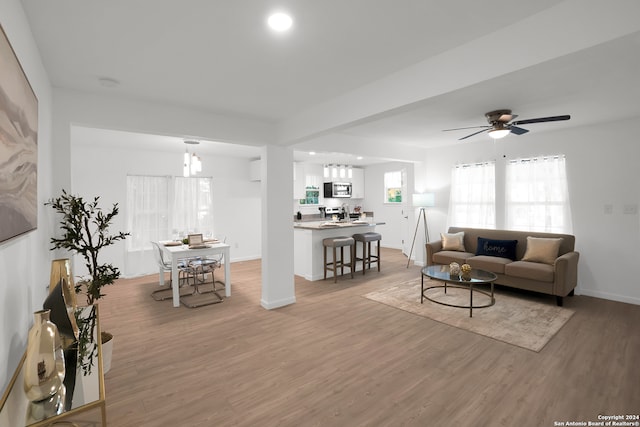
[407, 193, 435, 268]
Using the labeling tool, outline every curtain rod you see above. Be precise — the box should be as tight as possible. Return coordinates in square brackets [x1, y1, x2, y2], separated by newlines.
[508, 154, 564, 164]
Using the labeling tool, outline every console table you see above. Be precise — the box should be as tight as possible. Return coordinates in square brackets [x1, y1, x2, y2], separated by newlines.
[0, 306, 107, 426]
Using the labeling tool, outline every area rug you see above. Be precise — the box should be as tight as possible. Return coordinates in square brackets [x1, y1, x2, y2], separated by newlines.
[362, 279, 574, 352]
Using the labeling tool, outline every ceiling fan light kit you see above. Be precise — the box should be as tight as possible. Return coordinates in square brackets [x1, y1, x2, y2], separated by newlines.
[443, 109, 570, 140]
[487, 124, 511, 139]
[487, 129, 510, 139]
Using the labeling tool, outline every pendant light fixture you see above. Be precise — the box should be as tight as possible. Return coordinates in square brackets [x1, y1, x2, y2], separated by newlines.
[183, 140, 202, 177]
[324, 163, 355, 180]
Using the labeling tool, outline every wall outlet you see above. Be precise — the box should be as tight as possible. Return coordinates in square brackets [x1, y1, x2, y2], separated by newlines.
[234, 242, 239, 248]
[604, 204, 613, 215]
[623, 204, 638, 215]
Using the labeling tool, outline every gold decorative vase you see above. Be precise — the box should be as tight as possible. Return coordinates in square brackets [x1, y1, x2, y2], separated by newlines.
[27, 385, 66, 421]
[461, 263, 472, 281]
[44, 259, 79, 346]
[23, 309, 66, 402]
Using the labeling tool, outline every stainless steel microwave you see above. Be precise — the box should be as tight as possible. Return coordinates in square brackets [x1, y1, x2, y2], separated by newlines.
[324, 182, 352, 198]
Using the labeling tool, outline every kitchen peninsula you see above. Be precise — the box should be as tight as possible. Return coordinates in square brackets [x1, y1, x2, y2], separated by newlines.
[294, 220, 385, 280]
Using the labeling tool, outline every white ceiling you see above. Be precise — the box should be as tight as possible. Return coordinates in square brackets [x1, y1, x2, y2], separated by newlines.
[21, 0, 640, 165]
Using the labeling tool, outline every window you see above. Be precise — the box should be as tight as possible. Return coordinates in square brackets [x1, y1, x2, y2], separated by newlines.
[505, 155, 572, 233]
[448, 162, 496, 228]
[173, 177, 214, 237]
[126, 175, 170, 252]
[384, 171, 403, 203]
[125, 175, 214, 277]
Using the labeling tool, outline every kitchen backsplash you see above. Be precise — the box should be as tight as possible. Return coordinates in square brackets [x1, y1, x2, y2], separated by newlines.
[294, 198, 364, 215]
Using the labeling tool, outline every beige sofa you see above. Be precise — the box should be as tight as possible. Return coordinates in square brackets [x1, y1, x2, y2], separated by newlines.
[426, 227, 579, 306]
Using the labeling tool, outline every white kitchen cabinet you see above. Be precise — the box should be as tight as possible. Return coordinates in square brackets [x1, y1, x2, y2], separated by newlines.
[293, 162, 305, 199]
[294, 163, 324, 204]
[304, 163, 323, 187]
[351, 167, 365, 198]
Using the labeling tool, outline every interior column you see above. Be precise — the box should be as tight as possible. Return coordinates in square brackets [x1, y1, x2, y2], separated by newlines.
[260, 144, 296, 309]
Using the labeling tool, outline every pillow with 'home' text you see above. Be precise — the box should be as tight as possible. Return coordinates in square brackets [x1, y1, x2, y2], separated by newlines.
[475, 237, 518, 260]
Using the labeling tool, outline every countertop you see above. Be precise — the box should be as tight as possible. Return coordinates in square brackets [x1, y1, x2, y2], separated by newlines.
[293, 220, 384, 230]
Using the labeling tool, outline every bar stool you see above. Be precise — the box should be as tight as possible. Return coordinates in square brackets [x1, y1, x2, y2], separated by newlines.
[323, 236, 355, 283]
[353, 232, 381, 274]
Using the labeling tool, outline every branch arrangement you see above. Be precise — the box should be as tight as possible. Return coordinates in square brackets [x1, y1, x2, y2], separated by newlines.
[46, 190, 129, 374]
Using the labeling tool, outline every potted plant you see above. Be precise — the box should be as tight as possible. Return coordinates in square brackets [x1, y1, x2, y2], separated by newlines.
[46, 190, 129, 374]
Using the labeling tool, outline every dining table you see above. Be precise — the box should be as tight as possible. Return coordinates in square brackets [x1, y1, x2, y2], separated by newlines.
[159, 241, 231, 307]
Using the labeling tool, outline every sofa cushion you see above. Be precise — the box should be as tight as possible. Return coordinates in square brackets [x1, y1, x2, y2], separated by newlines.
[441, 232, 466, 251]
[505, 261, 555, 282]
[476, 237, 518, 260]
[467, 255, 512, 274]
[433, 250, 473, 265]
[522, 237, 563, 265]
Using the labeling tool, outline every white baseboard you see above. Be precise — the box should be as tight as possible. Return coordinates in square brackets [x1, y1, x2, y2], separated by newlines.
[261, 296, 296, 310]
[228, 255, 261, 263]
[577, 288, 640, 306]
[381, 243, 403, 250]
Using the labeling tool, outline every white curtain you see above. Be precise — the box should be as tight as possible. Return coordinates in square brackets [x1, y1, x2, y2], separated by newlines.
[124, 175, 215, 278]
[173, 177, 214, 238]
[448, 162, 496, 229]
[505, 155, 573, 233]
[125, 175, 171, 277]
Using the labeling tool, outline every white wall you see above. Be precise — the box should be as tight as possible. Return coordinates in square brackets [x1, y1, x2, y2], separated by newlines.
[51, 88, 277, 196]
[422, 117, 640, 305]
[70, 135, 262, 278]
[0, 0, 54, 391]
[45, 87, 275, 280]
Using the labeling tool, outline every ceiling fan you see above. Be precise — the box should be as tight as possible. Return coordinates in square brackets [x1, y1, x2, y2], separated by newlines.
[443, 109, 571, 140]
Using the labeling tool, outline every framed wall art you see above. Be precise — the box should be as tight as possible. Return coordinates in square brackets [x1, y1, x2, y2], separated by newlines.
[0, 23, 38, 243]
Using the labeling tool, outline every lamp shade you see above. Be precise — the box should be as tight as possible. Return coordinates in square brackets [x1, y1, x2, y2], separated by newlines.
[412, 193, 435, 207]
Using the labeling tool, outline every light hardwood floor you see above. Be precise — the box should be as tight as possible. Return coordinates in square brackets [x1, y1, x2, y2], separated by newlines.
[99, 248, 640, 427]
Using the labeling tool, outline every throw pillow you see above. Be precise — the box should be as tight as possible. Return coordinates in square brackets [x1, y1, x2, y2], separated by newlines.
[521, 237, 563, 265]
[441, 232, 466, 252]
[476, 237, 518, 260]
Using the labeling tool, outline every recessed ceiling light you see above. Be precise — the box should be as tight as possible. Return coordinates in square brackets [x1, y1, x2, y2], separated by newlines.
[267, 12, 293, 32]
[309, 151, 316, 155]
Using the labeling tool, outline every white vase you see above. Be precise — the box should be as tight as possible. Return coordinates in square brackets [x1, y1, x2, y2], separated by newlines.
[101, 333, 113, 374]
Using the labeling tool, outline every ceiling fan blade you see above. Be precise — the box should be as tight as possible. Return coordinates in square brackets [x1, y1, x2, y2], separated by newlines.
[509, 125, 529, 135]
[459, 128, 490, 140]
[512, 115, 570, 126]
[442, 125, 490, 132]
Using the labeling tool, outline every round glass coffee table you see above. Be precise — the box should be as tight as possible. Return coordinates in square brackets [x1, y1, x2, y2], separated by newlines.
[421, 265, 497, 317]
